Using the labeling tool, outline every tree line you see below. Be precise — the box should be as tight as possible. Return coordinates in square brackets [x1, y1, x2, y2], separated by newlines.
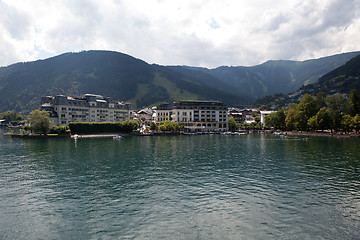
[0, 109, 141, 135]
[265, 89, 360, 133]
[0, 111, 24, 125]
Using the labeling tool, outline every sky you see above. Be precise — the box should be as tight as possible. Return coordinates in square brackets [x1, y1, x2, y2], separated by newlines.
[0, 0, 360, 68]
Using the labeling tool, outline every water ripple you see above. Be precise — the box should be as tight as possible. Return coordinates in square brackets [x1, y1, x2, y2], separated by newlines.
[1, 135, 359, 239]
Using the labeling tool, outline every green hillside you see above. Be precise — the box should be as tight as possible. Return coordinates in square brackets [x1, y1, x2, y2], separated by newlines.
[0, 50, 359, 114]
[0, 51, 246, 113]
[303, 54, 360, 94]
[179, 52, 360, 98]
[254, 54, 360, 109]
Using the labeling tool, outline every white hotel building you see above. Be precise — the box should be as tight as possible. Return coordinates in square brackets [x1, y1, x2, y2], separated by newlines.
[154, 100, 228, 132]
[41, 94, 133, 125]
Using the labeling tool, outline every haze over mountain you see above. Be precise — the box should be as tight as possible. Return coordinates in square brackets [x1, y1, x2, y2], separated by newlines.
[0, 50, 359, 114]
[302, 54, 360, 95]
[255, 54, 360, 109]
[172, 51, 360, 99]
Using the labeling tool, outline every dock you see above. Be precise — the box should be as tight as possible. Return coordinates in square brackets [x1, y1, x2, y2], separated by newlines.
[71, 133, 126, 138]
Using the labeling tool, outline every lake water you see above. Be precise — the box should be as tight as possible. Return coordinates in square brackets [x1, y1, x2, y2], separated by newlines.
[1, 129, 360, 239]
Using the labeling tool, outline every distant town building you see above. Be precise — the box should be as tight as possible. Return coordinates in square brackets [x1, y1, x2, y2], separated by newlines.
[228, 107, 244, 123]
[155, 103, 173, 122]
[41, 94, 133, 125]
[0, 119, 8, 127]
[228, 107, 260, 124]
[244, 115, 256, 124]
[260, 111, 275, 126]
[153, 100, 228, 132]
[135, 108, 154, 123]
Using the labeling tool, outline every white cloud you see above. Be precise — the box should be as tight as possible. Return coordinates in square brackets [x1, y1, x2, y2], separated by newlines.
[0, 0, 359, 68]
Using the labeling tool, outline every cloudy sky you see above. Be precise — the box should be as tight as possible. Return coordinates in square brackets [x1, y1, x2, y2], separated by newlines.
[1, 0, 359, 68]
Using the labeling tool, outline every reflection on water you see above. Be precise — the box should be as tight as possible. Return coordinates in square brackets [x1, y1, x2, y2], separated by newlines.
[1, 135, 359, 239]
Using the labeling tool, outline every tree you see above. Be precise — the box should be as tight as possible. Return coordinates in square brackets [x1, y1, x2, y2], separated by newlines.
[173, 122, 180, 131]
[26, 110, 51, 134]
[49, 125, 70, 135]
[228, 117, 238, 132]
[315, 92, 327, 108]
[295, 94, 319, 130]
[347, 89, 360, 116]
[159, 120, 179, 132]
[341, 114, 353, 133]
[265, 109, 286, 130]
[307, 108, 332, 131]
[307, 116, 317, 131]
[240, 122, 250, 129]
[135, 118, 142, 127]
[249, 121, 261, 129]
[327, 109, 342, 133]
[285, 107, 297, 131]
[122, 119, 140, 132]
[352, 114, 360, 133]
[0, 111, 24, 124]
[325, 94, 347, 113]
[149, 122, 157, 131]
[159, 120, 172, 131]
[315, 108, 332, 131]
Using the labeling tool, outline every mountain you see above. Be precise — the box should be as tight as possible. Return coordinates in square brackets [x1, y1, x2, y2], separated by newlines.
[0, 50, 359, 114]
[254, 54, 360, 109]
[0, 51, 246, 114]
[172, 52, 360, 99]
[301, 54, 360, 95]
[167, 66, 252, 99]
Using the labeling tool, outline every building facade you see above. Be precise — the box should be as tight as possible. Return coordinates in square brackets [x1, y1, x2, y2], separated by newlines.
[260, 110, 275, 126]
[41, 94, 133, 125]
[134, 108, 154, 124]
[154, 100, 228, 132]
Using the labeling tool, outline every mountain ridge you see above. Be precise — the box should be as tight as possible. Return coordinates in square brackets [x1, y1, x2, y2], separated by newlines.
[0, 50, 247, 113]
[254, 54, 360, 109]
[173, 51, 360, 99]
[0, 50, 359, 114]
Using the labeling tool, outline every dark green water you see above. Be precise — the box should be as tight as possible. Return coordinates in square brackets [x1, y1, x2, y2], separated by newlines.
[1, 130, 360, 239]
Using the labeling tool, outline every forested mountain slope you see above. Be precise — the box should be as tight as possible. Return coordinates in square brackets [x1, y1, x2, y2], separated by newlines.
[175, 51, 360, 98]
[0, 51, 246, 113]
[254, 54, 360, 109]
[0, 50, 358, 114]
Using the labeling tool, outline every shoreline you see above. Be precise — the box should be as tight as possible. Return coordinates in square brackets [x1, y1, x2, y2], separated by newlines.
[11, 134, 71, 139]
[8, 131, 360, 139]
[282, 131, 360, 138]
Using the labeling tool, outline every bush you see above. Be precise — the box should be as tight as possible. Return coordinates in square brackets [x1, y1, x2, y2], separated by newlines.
[159, 120, 179, 132]
[49, 125, 70, 135]
[149, 122, 157, 131]
[69, 120, 139, 134]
